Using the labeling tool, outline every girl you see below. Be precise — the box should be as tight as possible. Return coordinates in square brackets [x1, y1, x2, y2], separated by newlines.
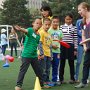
[40, 5, 52, 23]
[9, 27, 18, 57]
[0, 28, 8, 55]
[59, 13, 78, 84]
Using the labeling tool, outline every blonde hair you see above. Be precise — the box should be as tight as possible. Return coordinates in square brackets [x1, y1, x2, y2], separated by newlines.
[78, 2, 90, 11]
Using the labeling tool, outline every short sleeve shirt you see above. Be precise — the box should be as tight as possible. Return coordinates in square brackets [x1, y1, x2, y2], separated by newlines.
[48, 29, 63, 53]
[21, 27, 40, 58]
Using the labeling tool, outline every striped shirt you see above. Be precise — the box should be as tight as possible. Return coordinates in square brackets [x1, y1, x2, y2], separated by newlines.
[60, 23, 78, 48]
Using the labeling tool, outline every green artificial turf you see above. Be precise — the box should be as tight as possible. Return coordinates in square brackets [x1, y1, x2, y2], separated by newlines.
[0, 52, 90, 90]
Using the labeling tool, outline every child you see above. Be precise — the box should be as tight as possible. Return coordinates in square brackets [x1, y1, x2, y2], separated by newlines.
[0, 30, 14, 67]
[0, 45, 13, 67]
[0, 28, 8, 55]
[59, 13, 78, 84]
[14, 18, 50, 90]
[38, 18, 52, 85]
[48, 16, 63, 85]
[40, 5, 52, 23]
[39, 6, 53, 32]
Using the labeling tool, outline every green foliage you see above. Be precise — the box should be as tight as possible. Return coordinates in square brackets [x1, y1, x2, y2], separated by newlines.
[49, 0, 90, 24]
[0, 10, 2, 24]
[49, 0, 80, 24]
[1, 0, 31, 27]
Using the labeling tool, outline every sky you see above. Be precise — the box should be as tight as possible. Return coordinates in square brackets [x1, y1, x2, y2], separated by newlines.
[0, 0, 5, 8]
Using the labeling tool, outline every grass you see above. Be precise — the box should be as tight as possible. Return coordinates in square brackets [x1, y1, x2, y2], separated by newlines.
[0, 51, 90, 90]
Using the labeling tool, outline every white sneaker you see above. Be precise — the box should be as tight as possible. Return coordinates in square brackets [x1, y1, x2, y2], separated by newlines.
[75, 82, 87, 88]
[18, 56, 21, 59]
[87, 80, 89, 84]
[15, 86, 22, 90]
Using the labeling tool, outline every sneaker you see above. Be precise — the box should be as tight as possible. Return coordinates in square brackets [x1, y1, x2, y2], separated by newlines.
[47, 83, 55, 86]
[42, 84, 52, 89]
[15, 86, 22, 90]
[75, 83, 87, 88]
[3, 63, 9, 67]
[61, 80, 67, 84]
[87, 79, 89, 84]
[44, 82, 50, 84]
[75, 80, 80, 83]
[44, 82, 54, 87]
[18, 56, 21, 59]
[69, 80, 75, 84]
[53, 81, 61, 86]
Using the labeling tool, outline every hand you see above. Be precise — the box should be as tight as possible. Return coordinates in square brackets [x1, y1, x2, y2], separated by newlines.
[79, 41, 83, 45]
[14, 25, 22, 31]
[38, 55, 41, 60]
[52, 45, 59, 49]
[79, 41, 84, 45]
[74, 50, 77, 56]
[40, 55, 44, 59]
[57, 54, 60, 59]
[38, 55, 44, 60]
[84, 46, 87, 52]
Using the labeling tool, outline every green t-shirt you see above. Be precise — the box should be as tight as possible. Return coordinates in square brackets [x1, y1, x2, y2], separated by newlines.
[48, 29, 63, 53]
[21, 27, 40, 58]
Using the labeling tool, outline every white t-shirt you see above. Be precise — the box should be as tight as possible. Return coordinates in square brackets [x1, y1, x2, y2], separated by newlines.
[1, 34, 8, 45]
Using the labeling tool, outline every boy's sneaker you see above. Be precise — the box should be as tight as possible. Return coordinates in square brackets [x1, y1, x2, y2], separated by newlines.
[55, 81, 61, 86]
[44, 81, 55, 86]
[15, 86, 22, 90]
[75, 82, 87, 88]
[3, 63, 9, 67]
[52, 81, 61, 86]
[42, 84, 52, 89]
[47, 83, 55, 86]
[61, 80, 67, 84]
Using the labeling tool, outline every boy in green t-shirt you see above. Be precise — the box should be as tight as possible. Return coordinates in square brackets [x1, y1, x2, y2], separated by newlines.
[48, 16, 63, 85]
[14, 18, 51, 90]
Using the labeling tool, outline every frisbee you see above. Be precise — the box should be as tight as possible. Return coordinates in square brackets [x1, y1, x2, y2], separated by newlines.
[53, 40, 70, 48]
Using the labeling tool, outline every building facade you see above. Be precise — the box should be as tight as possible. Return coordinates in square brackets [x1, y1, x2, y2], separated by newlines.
[26, 0, 43, 9]
[0, 0, 5, 8]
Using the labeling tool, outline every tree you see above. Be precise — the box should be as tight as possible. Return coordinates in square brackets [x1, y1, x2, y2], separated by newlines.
[0, 9, 3, 24]
[1, 0, 31, 27]
[49, 0, 81, 24]
[48, 0, 90, 25]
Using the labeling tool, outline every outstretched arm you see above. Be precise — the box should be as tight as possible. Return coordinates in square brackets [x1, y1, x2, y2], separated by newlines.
[80, 38, 90, 44]
[14, 25, 28, 34]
